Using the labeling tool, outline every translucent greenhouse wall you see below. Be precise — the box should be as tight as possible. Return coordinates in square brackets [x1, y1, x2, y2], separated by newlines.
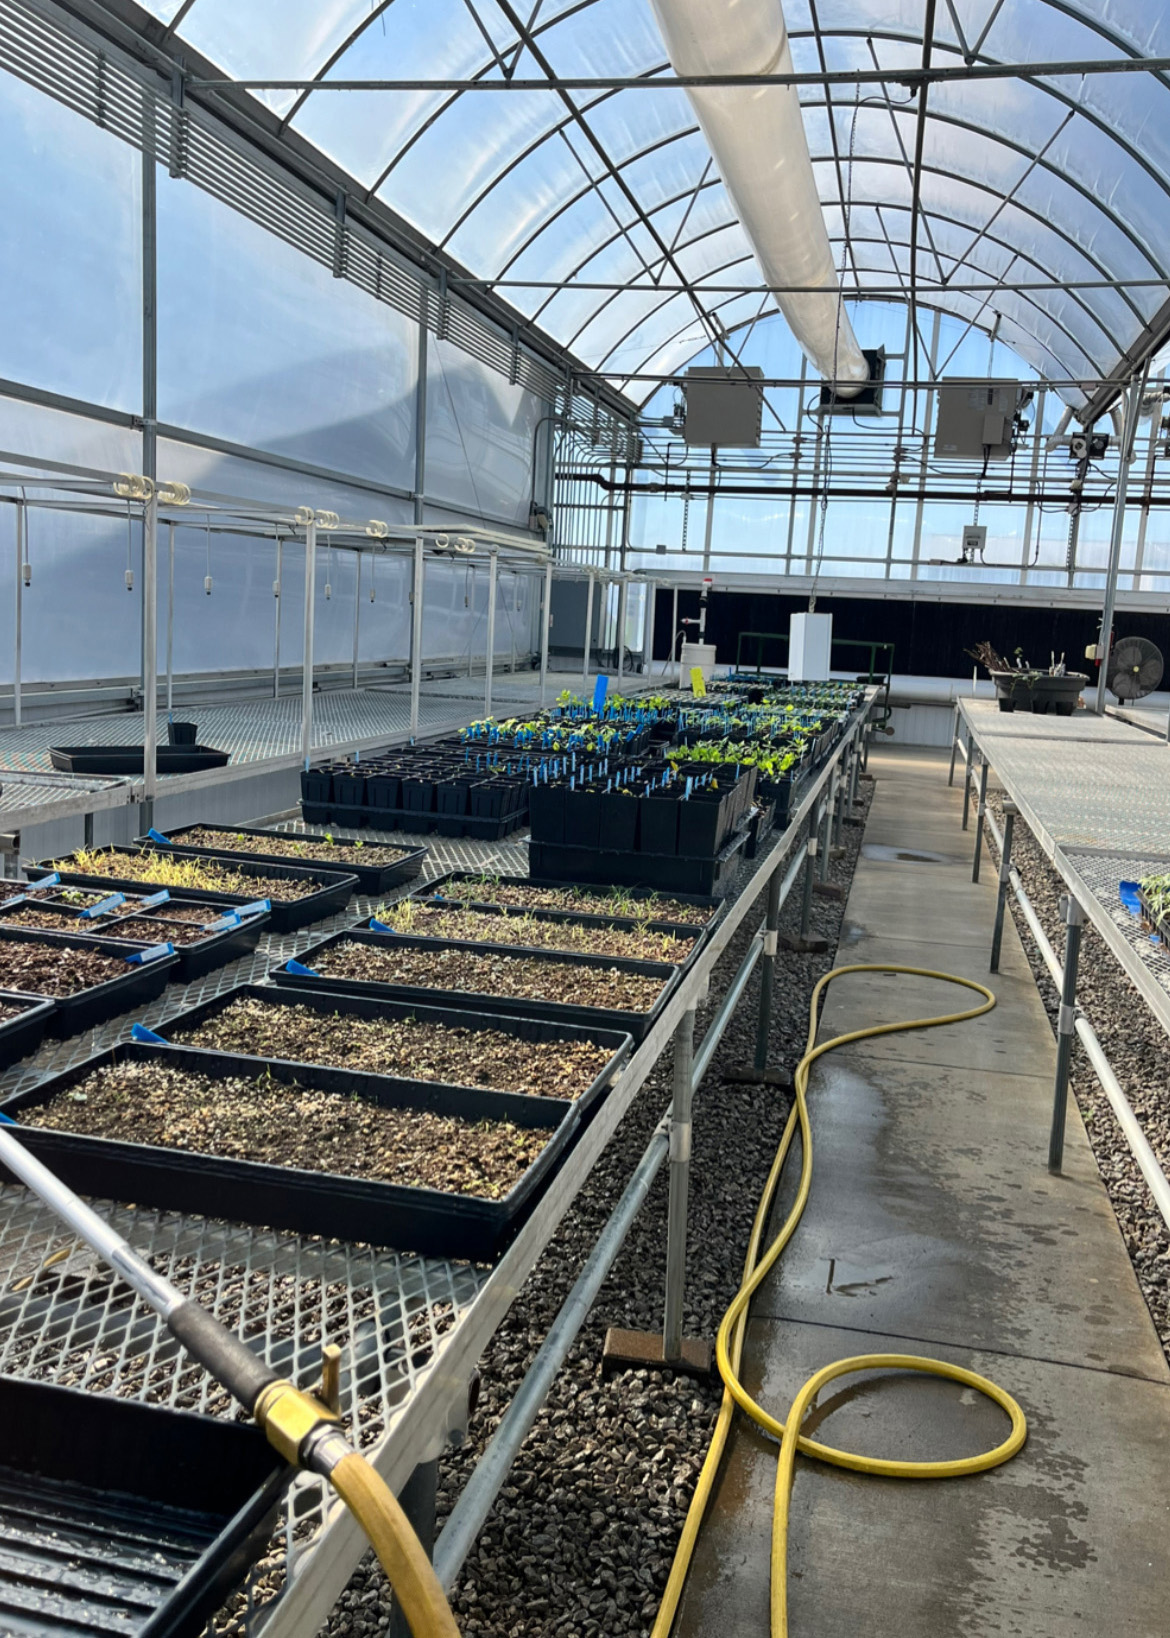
[0, 67, 549, 687]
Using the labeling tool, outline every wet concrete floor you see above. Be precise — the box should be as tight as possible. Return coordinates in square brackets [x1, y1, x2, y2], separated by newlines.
[674, 745, 1170, 1637]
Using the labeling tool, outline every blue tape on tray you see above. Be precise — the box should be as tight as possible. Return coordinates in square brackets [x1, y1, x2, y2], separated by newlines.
[235, 898, 271, 920]
[131, 1022, 168, 1043]
[285, 958, 319, 977]
[139, 890, 171, 910]
[146, 827, 172, 845]
[79, 893, 126, 920]
[124, 943, 175, 964]
[1119, 881, 1142, 915]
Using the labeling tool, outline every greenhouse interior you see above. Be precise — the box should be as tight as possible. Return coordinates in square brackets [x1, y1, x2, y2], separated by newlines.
[1, 1, 1170, 1634]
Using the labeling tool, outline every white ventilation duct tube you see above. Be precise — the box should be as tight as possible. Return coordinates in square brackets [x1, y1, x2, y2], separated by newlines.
[649, 0, 869, 395]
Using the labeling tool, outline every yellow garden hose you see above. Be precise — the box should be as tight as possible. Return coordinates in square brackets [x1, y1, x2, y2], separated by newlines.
[651, 964, 1028, 1638]
[329, 1453, 461, 1638]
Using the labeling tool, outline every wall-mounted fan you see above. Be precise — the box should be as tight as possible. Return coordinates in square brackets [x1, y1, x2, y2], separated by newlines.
[1108, 636, 1164, 701]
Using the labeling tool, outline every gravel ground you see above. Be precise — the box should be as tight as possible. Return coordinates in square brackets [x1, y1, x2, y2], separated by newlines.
[322, 783, 873, 1637]
[985, 793, 1170, 1353]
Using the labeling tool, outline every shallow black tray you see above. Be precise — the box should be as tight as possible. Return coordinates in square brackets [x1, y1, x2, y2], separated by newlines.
[150, 983, 631, 1127]
[49, 744, 230, 775]
[0, 928, 178, 1037]
[0, 1376, 285, 1638]
[0, 987, 56, 1068]
[141, 824, 428, 898]
[300, 800, 525, 841]
[0, 897, 269, 985]
[416, 870, 726, 926]
[0, 1041, 575, 1262]
[26, 847, 356, 935]
[274, 929, 679, 1042]
[382, 898, 705, 970]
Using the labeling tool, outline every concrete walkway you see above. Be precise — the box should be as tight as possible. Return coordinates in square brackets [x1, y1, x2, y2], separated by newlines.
[674, 745, 1170, 1638]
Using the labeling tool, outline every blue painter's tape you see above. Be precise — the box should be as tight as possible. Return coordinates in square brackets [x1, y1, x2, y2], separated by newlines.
[1119, 880, 1142, 915]
[285, 958, 319, 977]
[146, 827, 172, 846]
[131, 1022, 168, 1044]
[79, 893, 126, 920]
[125, 943, 175, 964]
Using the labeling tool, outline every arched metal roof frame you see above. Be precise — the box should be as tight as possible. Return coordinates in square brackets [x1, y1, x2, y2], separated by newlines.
[142, 0, 1170, 400]
[513, 154, 1130, 372]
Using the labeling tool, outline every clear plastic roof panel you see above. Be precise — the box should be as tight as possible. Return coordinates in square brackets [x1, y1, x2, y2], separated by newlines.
[144, 0, 1170, 403]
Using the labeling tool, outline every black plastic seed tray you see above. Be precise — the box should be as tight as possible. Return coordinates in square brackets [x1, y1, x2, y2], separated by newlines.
[379, 899, 705, 970]
[0, 1375, 284, 1638]
[300, 800, 526, 841]
[138, 983, 631, 1127]
[416, 870, 727, 928]
[25, 847, 356, 935]
[0, 928, 178, 1037]
[274, 929, 679, 1042]
[528, 827, 748, 898]
[0, 897, 270, 985]
[48, 744, 230, 775]
[139, 824, 428, 897]
[0, 1041, 578, 1262]
[0, 988, 56, 1068]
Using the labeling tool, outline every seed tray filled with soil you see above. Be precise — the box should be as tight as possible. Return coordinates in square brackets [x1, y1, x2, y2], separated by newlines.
[151, 984, 631, 1117]
[141, 823, 427, 897]
[26, 846, 356, 934]
[419, 870, 723, 928]
[3, 1043, 576, 1260]
[0, 1376, 286, 1638]
[0, 987, 56, 1069]
[374, 900, 699, 967]
[0, 929, 177, 1037]
[0, 895, 270, 983]
[277, 930, 678, 1041]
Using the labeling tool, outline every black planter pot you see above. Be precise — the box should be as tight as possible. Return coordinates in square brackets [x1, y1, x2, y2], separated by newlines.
[436, 780, 471, 816]
[640, 792, 680, 856]
[331, 767, 367, 807]
[563, 790, 603, 850]
[599, 790, 638, 853]
[301, 766, 333, 805]
[167, 720, 197, 746]
[529, 784, 566, 845]
[366, 771, 402, 810]
[990, 670, 1088, 715]
[402, 775, 436, 812]
[677, 791, 729, 859]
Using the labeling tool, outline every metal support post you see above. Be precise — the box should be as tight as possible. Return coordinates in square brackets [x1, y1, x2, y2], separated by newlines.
[990, 801, 1017, 973]
[848, 730, 862, 811]
[538, 560, 552, 706]
[754, 867, 783, 1072]
[832, 759, 845, 851]
[644, 579, 657, 680]
[484, 549, 498, 717]
[142, 490, 158, 818]
[1049, 894, 1086, 1174]
[351, 553, 361, 691]
[800, 814, 819, 936]
[83, 812, 93, 850]
[410, 538, 424, 739]
[662, 1007, 696, 1363]
[300, 517, 317, 770]
[273, 539, 283, 700]
[165, 521, 175, 715]
[962, 743, 975, 830]
[1095, 371, 1146, 715]
[615, 576, 628, 679]
[386, 1461, 438, 1638]
[12, 498, 23, 729]
[947, 705, 960, 786]
[582, 573, 595, 686]
[862, 720, 871, 772]
[818, 792, 833, 882]
[972, 757, 990, 882]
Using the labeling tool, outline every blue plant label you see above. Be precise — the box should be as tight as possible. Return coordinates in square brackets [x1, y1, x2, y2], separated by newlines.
[139, 890, 171, 909]
[131, 1022, 168, 1043]
[0, 894, 26, 909]
[369, 917, 393, 933]
[236, 898, 271, 919]
[146, 827, 172, 846]
[126, 943, 175, 964]
[0, 1111, 17, 1126]
[79, 893, 126, 920]
[592, 675, 609, 714]
[1119, 881, 1142, 916]
[285, 958, 319, 977]
[36, 873, 60, 889]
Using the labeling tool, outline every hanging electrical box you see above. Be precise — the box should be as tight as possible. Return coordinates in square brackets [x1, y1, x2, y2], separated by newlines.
[934, 381, 1029, 460]
[683, 366, 765, 447]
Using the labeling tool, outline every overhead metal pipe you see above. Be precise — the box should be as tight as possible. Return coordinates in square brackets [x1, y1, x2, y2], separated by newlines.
[647, 0, 868, 394]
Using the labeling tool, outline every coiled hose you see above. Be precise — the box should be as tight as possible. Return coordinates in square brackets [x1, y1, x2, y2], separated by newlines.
[651, 964, 1028, 1638]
